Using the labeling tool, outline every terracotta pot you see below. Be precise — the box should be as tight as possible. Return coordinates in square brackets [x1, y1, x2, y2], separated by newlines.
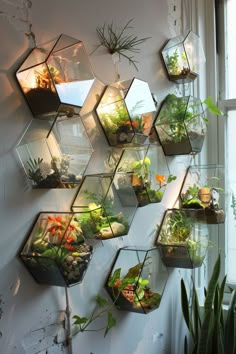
[131, 174, 143, 187]
[198, 187, 211, 204]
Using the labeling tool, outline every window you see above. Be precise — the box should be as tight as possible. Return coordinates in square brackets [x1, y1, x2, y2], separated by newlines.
[217, 0, 236, 286]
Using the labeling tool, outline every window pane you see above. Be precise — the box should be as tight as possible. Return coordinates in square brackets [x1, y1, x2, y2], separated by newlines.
[226, 110, 236, 284]
[226, 0, 236, 98]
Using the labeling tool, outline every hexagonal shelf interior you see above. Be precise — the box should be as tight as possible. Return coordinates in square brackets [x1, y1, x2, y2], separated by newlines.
[105, 246, 168, 314]
[114, 144, 174, 207]
[154, 94, 206, 156]
[161, 31, 205, 84]
[96, 78, 156, 146]
[16, 112, 93, 188]
[180, 165, 225, 224]
[16, 34, 95, 118]
[156, 209, 209, 268]
[71, 174, 138, 240]
[20, 212, 93, 287]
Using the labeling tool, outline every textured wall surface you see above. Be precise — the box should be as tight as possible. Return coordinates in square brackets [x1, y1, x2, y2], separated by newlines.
[0, 1, 194, 353]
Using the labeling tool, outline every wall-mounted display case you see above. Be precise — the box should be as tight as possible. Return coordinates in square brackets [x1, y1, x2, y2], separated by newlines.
[161, 31, 205, 84]
[16, 34, 95, 118]
[96, 78, 156, 146]
[114, 144, 175, 207]
[105, 247, 168, 314]
[156, 209, 209, 268]
[154, 94, 206, 156]
[71, 174, 138, 240]
[180, 165, 225, 224]
[16, 113, 93, 188]
[20, 212, 93, 287]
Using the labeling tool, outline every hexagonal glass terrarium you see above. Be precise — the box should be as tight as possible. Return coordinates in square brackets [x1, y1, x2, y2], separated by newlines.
[16, 112, 93, 188]
[105, 247, 168, 313]
[96, 78, 156, 146]
[180, 165, 225, 224]
[154, 94, 207, 156]
[156, 209, 209, 268]
[161, 31, 205, 84]
[16, 34, 95, 118]
[71, 174, 138, 240]
[114, 144, 175, 207]
[20, 212, 93, 287]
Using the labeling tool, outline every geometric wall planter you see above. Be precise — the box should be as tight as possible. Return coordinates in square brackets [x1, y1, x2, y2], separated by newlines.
[161, 31, 205, 84]
[16, 114, 93, 188]
[96, 78, 156, 146]
[114, 144, 175, 207]
[20, 212, 93, 287]
[180, 165, 225, 224]
[156, 209, 209, 269]
[16, 34, 95, 118]
[71, 174, 138, 240]
[105, 246, 168, 314]
[154, 94, 207, 156]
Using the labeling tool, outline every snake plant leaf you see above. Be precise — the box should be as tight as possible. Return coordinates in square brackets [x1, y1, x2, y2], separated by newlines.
[181, 279, 192, 333]
[224, 289, 236, 354]
[218, 275, 227, 329]
[193, 283, 201, 343]
[197, 255, 221, 354]
[184, 335, 188, 354]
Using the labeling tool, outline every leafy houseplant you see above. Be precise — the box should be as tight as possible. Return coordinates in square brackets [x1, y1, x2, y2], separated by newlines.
[181, 254, 236, 354]
[157, 209, 208, 268]
[20, 213, 93, 287]
[180, 166, 225, 224]
[129, 156, 176, 206]
[154, 94, 222, 156]
[106, 264, 162, 314]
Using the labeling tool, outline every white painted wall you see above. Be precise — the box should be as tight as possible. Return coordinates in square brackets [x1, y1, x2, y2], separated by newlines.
[0, 1, 195, 353]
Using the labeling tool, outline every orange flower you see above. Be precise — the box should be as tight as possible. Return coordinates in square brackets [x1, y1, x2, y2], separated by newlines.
[120, 120, 131, 125]
[131, 121, 139, 129]
[155, 174, 166, 185]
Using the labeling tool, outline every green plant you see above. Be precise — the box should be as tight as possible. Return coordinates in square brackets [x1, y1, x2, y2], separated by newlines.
[156, 94, 222, 144]
[91, 19, 150, 71]
[160, 210, 194, 243]
[73, 294, 117, 337]
[181, 254, 236, 354]
[166, 49, 181, 75]
[231, 193, 236, 221]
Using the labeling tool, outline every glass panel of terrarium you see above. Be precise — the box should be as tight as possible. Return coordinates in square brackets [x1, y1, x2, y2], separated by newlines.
[184, 32, 205, 74]
[47, 43, 94, 107]
[48, 117, 92, 182]
[17, 48, 49, 72]
[163, 34, 185, 50]
[52, 34, 80, 53]
[139, 249, 168, 299]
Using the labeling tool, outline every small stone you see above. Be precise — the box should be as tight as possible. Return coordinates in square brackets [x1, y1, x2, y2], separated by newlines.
[72, 260, 77, 266]
[66, 256, 74, 263]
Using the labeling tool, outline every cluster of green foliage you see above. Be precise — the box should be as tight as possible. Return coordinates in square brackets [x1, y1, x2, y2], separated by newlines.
[160, 210, 194, 243]
[181, 254, 236, 354]
[165, 49, 181, 75]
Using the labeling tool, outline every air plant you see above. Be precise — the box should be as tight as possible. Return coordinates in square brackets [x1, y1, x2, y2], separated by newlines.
[91, 19, 151, 71]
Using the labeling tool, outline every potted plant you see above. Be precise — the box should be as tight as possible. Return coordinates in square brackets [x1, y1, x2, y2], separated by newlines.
[180, 165, 225, 224]
[105, 247, 168, 314]
[71, 174, 138, 240]
[16, 34, 95, 117]
[156, 209, 209, 268]
[181, 254, 236, 354]
[96, 78, 156, 146]
[115, 145, 176, 207]
[20, 212, 93, 287]
[161, 31, 205, 84]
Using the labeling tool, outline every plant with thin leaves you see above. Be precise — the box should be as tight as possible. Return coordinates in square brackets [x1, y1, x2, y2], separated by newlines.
[231, 193, 236, 222]
[91, 19, 151, 71]
[181, 254, 236, 354]
[72, 294, 117, 337]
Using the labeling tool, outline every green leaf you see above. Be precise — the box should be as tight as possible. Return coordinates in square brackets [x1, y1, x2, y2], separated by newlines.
[203, 96, 223, 115]
[96, 295, 108, 307]
[108, 268, 121, 287]
[72, 315, 89, 325]
[181, 279, 192, 333]
[225, 289, 236, 353]
[104, 312, 116, 337]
